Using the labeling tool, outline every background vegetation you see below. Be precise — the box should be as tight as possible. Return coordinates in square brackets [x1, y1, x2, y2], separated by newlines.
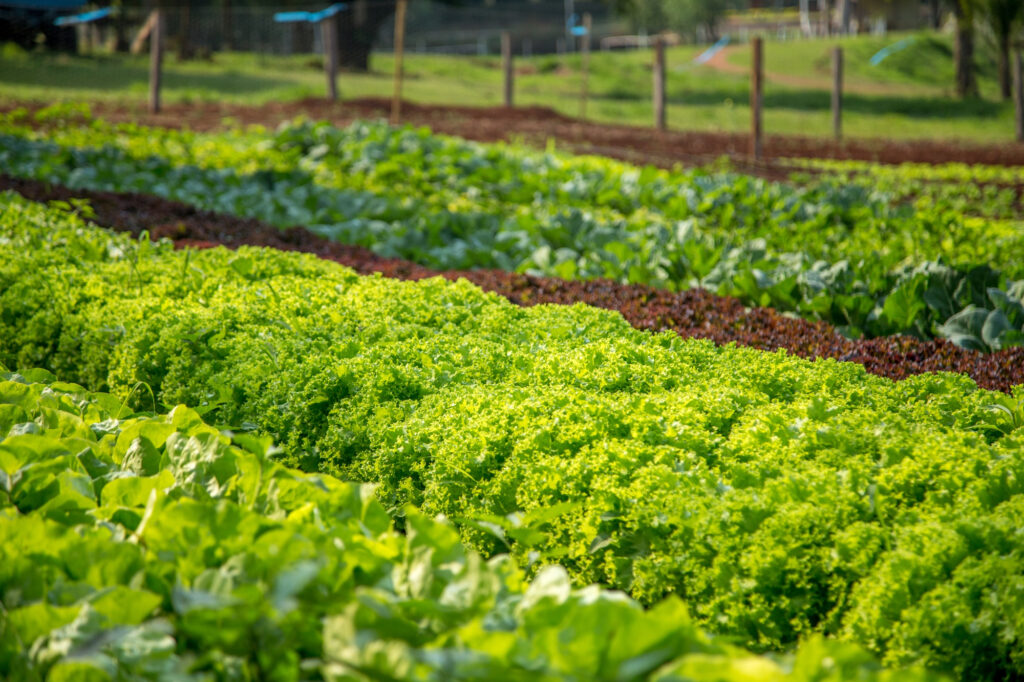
[0, 30, 1017, 141]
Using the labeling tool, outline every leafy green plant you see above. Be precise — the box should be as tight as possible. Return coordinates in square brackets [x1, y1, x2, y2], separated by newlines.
[2, 114, 1023, 350]
[0, 196, 1020, 679]
[937, 288, 1024, 352]
[6, 370, 938, 681]
[792, 157, 1024, 221]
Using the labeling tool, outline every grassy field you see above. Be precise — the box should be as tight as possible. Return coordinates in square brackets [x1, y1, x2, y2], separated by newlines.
[0, 31, 1013, 142]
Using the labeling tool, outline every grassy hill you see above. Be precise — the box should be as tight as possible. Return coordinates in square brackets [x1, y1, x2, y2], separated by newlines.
[0, 31, 1013, 142]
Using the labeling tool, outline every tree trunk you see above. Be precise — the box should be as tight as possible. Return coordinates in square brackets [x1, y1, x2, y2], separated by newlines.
[837, 0, 852, 34]
[999, 37, 1011, 100]
[337, 0, 395, 72]
[930, 0, 941, 29]
[989, 0, 1024, 101]
[114, 1, 129, 52]
[799, 0, 812, 36]
[819, 0, 831, 36]
[953, 1, 978, 98]
[222, 0, 232, 51]
[292, 22, 314, 54]
[177, 1, 192, 61]
[706, 20, 718, 42]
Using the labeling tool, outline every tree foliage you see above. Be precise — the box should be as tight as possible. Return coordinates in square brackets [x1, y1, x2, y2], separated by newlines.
[613, 0, 742, 40]
[977, 0, 1023, 99]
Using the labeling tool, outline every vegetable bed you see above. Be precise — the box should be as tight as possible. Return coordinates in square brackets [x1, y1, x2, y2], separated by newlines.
[3, 194, 1023, 679]
[2, 106, 1024, 349]
[3, 173, 1022, 392]
[8, 369, 903, 681]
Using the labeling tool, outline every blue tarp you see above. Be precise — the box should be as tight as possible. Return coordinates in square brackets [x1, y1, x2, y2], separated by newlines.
[694, 36, 730, 65]
[869, 37, 916, 66]
[566, 13, 588, 36]
[54, 6, 111, 26]
[273, 3, 346, 23]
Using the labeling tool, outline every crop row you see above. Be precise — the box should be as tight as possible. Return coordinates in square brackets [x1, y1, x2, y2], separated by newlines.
[3, 173, 1021, 393]
[2, 194, 1022, 679]
[7, 370, 927, 681]
[791, 157, 1024, 185]
[788, 159, 1024, 221]
[2, 108, 1023, 349]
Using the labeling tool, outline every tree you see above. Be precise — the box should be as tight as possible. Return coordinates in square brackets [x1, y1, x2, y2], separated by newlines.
[669, 0, 742, 40]
[333, 0, 483, 73]
[836, 0, 851, 34]
[616, 0, 667, 33]
[952, 0, 979, 98]
[613, 0, 741, 41]
[798, 0, 811, 36]
[980, 0, 1023, 100]
[336, 0, 398, 72]
[116, 0, 479, 72]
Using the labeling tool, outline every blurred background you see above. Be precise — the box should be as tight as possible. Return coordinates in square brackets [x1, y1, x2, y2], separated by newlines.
[0, 0, 1020, 141]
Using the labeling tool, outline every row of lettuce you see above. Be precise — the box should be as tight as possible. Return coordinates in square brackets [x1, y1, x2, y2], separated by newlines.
[2, 105, 1023, 351]
[8, 369, 915, 681]
[3, 193, 1023, 679]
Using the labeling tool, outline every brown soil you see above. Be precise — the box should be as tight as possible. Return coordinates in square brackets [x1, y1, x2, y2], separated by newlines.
[7, 96, 1024, 172]
[5, 174, 1021, 393]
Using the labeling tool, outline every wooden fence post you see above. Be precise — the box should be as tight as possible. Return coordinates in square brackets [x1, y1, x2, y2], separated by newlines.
[391, 0, 407, 124]
[832, 46, 843, 141]
[750, 36, 763, 160]
[579, 12, 591, 120]
[1015, 50, 1023, 143]
[653, 36, 666, 131]
[502, 31, 514, 108]
[149, 8, 163, 114]
[322, 16, 338, 102]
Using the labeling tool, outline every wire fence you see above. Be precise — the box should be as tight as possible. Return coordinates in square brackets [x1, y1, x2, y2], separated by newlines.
[6, 1, 1008, 147]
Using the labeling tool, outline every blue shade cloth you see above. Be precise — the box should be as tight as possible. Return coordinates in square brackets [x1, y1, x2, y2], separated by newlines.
[273, 10, 310, 22]
[869, 37, 915, 66]
[54, 6, 111, 26]
[693, 35, 730, 64]
[274, 3, 346, 23]
[566, 14, 588, 36]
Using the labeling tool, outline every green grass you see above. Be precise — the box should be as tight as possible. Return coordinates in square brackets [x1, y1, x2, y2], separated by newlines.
[724, 32, 1001, 96]
[0, 32, 1015, 142]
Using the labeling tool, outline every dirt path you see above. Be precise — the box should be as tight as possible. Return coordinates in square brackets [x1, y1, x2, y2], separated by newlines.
[7, 97, 1024, 168]
[704, 44, 831, 90]
[703, 45, 749, 77]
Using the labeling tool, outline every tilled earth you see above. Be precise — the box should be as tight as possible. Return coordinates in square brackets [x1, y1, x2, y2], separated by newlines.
[4, 173, 1021, 393]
